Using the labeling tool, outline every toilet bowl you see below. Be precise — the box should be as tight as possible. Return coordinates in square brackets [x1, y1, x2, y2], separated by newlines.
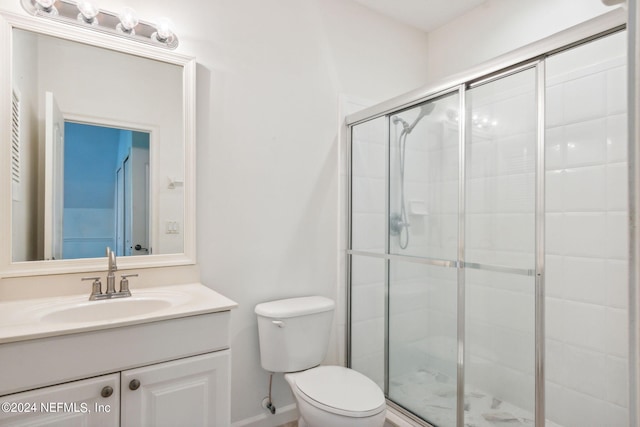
[254, 296, 386, 427]
[285, 366, 386, 427]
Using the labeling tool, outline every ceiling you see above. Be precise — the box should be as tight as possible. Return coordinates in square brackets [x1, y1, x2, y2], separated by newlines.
[351, 0, 487, 32]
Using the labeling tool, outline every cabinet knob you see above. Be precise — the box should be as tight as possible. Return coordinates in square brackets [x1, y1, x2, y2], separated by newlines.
[129, 379, 141, 390]
[101, 386, 113, 398]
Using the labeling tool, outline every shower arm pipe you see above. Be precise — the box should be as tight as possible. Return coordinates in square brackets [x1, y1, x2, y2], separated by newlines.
[345, 9, 625, 127]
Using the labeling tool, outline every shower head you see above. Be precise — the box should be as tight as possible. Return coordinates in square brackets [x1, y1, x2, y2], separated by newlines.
[406, 102, 435, 133]
[418, 102, 436, 118]
[392, 115, 410, 129]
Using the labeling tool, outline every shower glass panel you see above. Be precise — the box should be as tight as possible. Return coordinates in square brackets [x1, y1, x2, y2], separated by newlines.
[464, 269, 535, 425]
[350, 255, 386, 389]
[388, 261, 458, 427]
[389, 95, 460, 259]
[465, 67, 537, 425]
[386, 92, 460, 427]
[545, 30, 628, 427]
[351, 117, 387, 253]
[465, 68, 537, 270]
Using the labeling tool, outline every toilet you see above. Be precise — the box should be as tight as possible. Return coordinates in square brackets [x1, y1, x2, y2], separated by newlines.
[255, 296, 386, 427]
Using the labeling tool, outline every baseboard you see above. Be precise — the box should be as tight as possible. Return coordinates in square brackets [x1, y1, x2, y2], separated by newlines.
[231, 403, 298, 427]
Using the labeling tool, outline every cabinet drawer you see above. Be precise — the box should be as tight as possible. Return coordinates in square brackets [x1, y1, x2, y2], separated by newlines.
[0, 373, 119, 426]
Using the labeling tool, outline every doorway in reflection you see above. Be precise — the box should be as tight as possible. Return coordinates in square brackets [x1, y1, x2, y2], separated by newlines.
[63, 122, 150, 259]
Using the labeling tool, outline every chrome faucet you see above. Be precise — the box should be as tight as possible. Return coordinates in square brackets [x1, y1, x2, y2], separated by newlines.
[106, 247, 117, 295]
[80, 247, 137, 300]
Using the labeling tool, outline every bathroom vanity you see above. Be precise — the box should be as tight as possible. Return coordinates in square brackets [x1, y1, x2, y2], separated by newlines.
[0, 283, 237, 426]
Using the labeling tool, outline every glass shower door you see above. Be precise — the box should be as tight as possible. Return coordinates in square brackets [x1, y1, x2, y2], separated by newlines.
[464, 67, 538, 426]
[387, 93, 460, 427]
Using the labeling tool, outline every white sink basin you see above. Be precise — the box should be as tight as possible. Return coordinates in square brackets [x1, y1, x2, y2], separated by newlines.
[41, 298, 173, 323]
[0, 283, 238, 344]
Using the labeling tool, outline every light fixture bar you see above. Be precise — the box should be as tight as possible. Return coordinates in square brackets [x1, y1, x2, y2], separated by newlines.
[21, 0, 178, 49]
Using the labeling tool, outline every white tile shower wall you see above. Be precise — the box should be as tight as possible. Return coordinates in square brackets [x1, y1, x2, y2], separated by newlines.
[545, 31, 628, 427]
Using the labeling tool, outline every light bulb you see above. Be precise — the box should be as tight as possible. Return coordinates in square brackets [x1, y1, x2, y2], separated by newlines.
[77, 1, 99, 24]
[35, 0, 57, 14]
[117, 7, 139, 34]
[35, 0, 55, 8]
[154, 17, 174, 42]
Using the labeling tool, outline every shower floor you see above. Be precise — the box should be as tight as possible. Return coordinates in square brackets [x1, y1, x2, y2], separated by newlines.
[389, 368, 560, 427]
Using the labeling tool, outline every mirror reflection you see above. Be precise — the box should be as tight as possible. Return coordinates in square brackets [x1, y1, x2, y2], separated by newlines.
[11, 28, 185, 262]
[63, 122, 150, 259]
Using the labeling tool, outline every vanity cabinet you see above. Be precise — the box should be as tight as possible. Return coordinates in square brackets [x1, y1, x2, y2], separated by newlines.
[0, 304, 236, 427]
[0, 351, 230, 427]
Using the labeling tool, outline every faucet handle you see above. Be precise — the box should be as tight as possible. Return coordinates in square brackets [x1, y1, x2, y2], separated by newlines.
[119, 274, 138, 295]
[81, 276, 103, 299]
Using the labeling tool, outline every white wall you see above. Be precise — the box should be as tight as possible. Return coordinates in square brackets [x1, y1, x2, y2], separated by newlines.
[186, 1, 431, 423]
[426, 0, 614, 83]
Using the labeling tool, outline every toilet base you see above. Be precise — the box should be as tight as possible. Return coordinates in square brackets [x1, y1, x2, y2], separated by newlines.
[285, 372, 386, 427]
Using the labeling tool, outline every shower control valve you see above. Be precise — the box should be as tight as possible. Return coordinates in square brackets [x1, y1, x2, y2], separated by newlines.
[389, 213, 410, 236]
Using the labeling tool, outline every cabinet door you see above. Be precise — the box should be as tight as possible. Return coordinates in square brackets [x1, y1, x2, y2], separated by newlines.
[121, 350, 230, 427]
[0, 373, 119, 427]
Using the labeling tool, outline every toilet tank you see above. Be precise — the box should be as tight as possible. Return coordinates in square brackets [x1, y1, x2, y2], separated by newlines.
[255, 296, 335, 373]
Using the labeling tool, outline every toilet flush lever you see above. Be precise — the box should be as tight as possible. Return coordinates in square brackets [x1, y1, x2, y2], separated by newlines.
[272, 320, 285, 328]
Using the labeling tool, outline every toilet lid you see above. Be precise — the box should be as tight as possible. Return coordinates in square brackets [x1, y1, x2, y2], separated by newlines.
[294, 366, 385, 417]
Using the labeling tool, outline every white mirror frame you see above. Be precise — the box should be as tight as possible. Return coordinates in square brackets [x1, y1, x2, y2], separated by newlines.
[0, 12, 196, 278]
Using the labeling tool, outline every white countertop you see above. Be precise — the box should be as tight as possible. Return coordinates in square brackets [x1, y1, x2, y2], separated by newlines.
[0, 283, 237, 344]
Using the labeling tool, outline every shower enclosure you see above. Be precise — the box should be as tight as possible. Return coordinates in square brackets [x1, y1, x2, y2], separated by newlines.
[346, 11, 629, 427]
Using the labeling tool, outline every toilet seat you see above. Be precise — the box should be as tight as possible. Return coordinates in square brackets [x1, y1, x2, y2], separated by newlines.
[293, 366, 385, 418]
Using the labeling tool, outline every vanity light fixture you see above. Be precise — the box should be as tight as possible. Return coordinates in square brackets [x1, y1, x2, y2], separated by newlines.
[20, 0, 179, 49]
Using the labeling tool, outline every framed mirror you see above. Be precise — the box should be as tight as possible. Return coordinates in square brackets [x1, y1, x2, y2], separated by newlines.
[0, 12, 196, 277]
